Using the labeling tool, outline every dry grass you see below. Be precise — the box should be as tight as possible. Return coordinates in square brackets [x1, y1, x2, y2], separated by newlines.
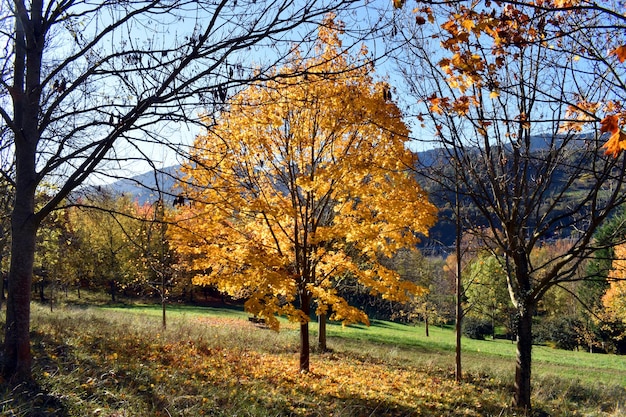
[0, 302, 623, 416]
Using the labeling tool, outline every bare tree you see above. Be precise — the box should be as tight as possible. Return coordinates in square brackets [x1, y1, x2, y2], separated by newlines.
[0, 0, 393, 381]
[394, 2, 626, 412]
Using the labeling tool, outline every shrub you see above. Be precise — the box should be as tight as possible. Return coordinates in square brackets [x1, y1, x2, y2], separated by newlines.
[462, 317, 493, 340]
[533, 315, 582, 350]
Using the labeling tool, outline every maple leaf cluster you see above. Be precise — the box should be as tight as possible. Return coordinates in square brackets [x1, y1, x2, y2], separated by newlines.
[169, 16, 437, 331]
[401, 0, 626, 153]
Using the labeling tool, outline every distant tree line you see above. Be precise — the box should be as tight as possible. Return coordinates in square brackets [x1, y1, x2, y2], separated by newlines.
[7, 182, 626, 357]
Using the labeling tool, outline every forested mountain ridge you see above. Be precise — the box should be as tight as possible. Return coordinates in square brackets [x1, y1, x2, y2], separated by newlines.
[103, 134, 603, 252]
[417, 133, 608, 249]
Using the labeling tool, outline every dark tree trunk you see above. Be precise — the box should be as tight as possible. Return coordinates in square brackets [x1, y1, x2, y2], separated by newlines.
[511, 246, 534, 412]
[513, 303, 534, 411]
[318, 313, 327, 352]
[425, 315, 430, 338]
[4, 0, 44, 382]
[109, 280, 117, 302]
[4, 213, 38, 381]
[299, 291, 311, 373]
[38, 279, 45, 302]
[0, 270, 5, 304]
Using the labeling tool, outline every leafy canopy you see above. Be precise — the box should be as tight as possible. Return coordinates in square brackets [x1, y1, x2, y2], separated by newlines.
[170, 16, 437, 330]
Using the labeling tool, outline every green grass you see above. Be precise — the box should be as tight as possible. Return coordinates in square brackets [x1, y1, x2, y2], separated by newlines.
[1, 300, 624, 416]
[102, 302, 251, 320]
[322, 318, 626, 386]
[103, 303, 626, 404]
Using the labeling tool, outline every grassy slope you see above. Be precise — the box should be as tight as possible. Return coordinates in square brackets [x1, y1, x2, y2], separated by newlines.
[111, 303, 626, 386]
[326, 319, 626, 386]
[1, 301, 625, 416]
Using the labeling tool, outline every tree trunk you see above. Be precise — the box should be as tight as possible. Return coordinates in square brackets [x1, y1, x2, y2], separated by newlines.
[318, 313, 327, 351]
[454, 181, 463, 382]
[299, 291, 311, 373]
[39, 279, 45, 302]
[4, 0, 44, 381]
[0, 268, 5, 305]
[3, 213, 38, 381]
[161, 285, 167, 330]
[425, 314, 430, 337]
[513, 303, 534, 411]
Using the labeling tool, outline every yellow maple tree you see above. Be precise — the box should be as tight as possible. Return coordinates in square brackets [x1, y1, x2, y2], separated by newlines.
[169, 15, 437, 372]
[603, 244, 626, 325]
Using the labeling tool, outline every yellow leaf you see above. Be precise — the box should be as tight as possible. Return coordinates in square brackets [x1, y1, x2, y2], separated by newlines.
[461, 18, 475, 31]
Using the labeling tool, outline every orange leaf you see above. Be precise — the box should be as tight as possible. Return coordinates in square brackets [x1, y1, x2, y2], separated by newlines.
[603, 130, 626, 157]
[611, 45, 626, 63]
[428, 95, 448, 115]
[600, 114, 619, 134]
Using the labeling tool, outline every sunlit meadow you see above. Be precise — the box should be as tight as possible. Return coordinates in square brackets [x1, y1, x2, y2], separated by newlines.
[1, 298, 624, 416]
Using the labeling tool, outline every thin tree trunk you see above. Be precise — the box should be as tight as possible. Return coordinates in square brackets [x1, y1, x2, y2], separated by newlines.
[454, 183, 463, 383]
[110, 280, 116, 302]
[39, 279, 45, 302]
[161, 279, 167, 330]
[318, 312, 327, 351]
[162, 298, 166, 329]
[455, 293, 462, 382]
[425, 315, 430, 337]
[513, 304, 534, 411]
[299, 291, 311, 372]
[511, 246, 534, 411]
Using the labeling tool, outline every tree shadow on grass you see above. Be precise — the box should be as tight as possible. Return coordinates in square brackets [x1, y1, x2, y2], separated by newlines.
[0, 375, 68, 416]
[0, 329, 73, 416]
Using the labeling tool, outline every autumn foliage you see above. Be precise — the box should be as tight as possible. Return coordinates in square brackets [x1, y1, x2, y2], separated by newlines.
[603, 244, 626, 328]
[169, 16, 436, 371]
[404, 1, 626, 155]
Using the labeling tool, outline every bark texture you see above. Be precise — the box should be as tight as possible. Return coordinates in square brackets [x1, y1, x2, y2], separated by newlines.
[513, 303, 534, 411]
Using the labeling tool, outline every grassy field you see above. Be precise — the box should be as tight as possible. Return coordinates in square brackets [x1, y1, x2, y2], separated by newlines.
[1, 299, 625, 416]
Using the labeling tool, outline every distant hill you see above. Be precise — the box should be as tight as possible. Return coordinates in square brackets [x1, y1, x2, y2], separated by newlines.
[102, 165, 183, 206]
[105, 135, 599, 254]
[415, 133, 605, 250]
